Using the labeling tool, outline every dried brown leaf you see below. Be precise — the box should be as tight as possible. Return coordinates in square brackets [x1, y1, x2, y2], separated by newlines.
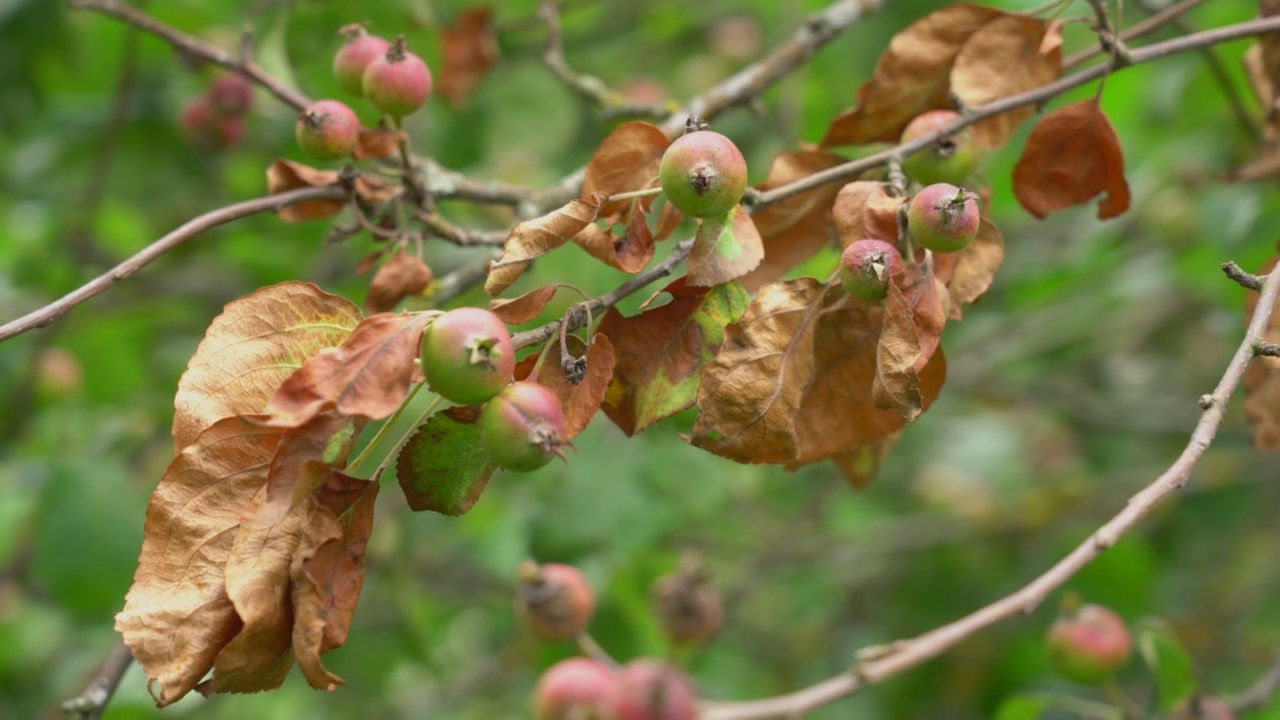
[581, 122, 670, 219]
[354, 175, 399, 205]
[485, 192, 609, 295]
[572, 201, 656, 273]
[490, 285, 562, 324]
[601, 277, 750, 436]
[261, 412, 362, 525]
[742, 151, 847, 291]
[1013, 99, 1131, 220]
[1244, 252, 1280, 447]
[864, 185, 906, 242]
[173, 282, 362, 452]
[692, 279, 825, 463]
[366, 251, 433, 314]
[873, 276, 946, 421]
[687, 206, 764, 287]
[354, 126, 408, 160]
[535, 334, 615, 439]
[820, 4, 1006, 147]
[267, 159, 345, 222]
[438, 7, 499, 108]
[831, 181, 882, 248]
[116, 416, 283, 706]
[265, 313, 430, 427]
[934, 218, 1005, 318]
[951, 15, 1063, 149]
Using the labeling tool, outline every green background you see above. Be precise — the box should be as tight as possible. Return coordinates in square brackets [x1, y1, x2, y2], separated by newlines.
[2, 0, 1280, 717]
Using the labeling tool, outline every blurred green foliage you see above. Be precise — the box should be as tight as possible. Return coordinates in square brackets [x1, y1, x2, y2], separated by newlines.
[3, 0, 1280, 718]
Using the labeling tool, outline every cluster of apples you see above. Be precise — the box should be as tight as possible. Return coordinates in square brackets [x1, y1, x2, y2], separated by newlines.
[295, 26, 433, 161]
[180, 74, 254, 152]
[840, 109, 983, 303]
[518, 561, 722, 719]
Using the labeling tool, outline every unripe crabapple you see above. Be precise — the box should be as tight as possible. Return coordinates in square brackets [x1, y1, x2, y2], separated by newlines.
[208, 74, 254, 117]
[181, 96, 243, 151]
[906, 183, 979, 253]
[1045, 603, 1132, 685]
[840, 239, 904, 302]
[333, 26, 391, 98]
[420, 307, 515, 406]
[362, 36, 433, 118]
[482, 381, 568, 472]
[295, 99, 361, 161]
[603, 660, 698, 720]
[900, 109, 981, 186]
[533, 657, 617, 720]
[516, 560, 597, 642]
[658, 129, 748, 219]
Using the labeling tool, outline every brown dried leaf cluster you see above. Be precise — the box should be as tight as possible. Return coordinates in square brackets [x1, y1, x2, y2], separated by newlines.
[490, 285, 563, 324]
[366, 251, 432, 314]
[266, 159, 397, 223]
[741, 151, 847, 291]
[821, 4, 1060, 149]
[438, 7, 500, 108]
[354, 127, 408, 160]
[485, 192, 609, 295]
[1013, 99, 1131, 220]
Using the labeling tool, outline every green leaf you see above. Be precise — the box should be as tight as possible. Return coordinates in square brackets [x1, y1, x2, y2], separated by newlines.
[395, 407, 498, 516]
[993, 694, 1052, 720]
[1137, 620, 1198, 712]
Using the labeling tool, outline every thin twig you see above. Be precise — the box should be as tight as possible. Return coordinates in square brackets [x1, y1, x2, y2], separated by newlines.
[700, 260, 1280, 719]
[1228, 652, 1280, 712]
[756, 14, 1280, 209]
[428, 253, 502, 308]
[1063, 0, 1209, 70]
[511, 239, 694, 350]
[0, 185, 348, 343]
[576, 632, 622, 670]
[1224, 261, 1265, 290]
[62, 642, 133, 720]
[414, 210, 508, 247]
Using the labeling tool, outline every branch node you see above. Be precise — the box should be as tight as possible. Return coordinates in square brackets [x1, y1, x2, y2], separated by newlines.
[1198, 394, 1214, 409]
[1223, 261, 1265, 291]
[1253, 340, 1280, 357]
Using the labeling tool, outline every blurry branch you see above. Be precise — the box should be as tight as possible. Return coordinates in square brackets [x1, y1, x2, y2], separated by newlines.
[61, 642, 133, 720]
[537, 0, 669, 120]
[1228, 652, 1280, 713]
[755, 14, 1280, 208]
[1224, 261, 1265, 291]
[0, 186, 347, 343]
[413, 210, 509, 247]
[68, 0, 309, 110]
[700, 260, 1280, 720]
[656, 0, 892, 137]
[1133, 0, 1261, 140]
[511, 239, 694, 350]
[427, 254, 501, 308]
[1063, 0, 1208, 70]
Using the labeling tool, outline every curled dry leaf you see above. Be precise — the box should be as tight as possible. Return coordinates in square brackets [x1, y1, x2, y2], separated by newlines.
[1243, 252, 1280, 448]
[831, 180, 882, 248]
[490, 285, 562, 325]
[932, 217, 1005, 318]
[366, 251, 433, 314]
[820, 3, 1006, 147]
[601, 277, 750, 436]
[396, 406, 498, 515]
[1013, 99, 1131, 220]
[267, 159, 346, 222]
[354, 126, 408, 160]
[864, 185, 906, 242]
[265, 312, 431, 427]
[950, 14, 1063, 150]
[687, 206, 764, 287]
[572, 199, 656, 273]
[581, 121, 670, 219]
[260, 412, 363, 525]
[692, 278, 825, 464]
[173, 281, 362, 452]
[485, 192, 609, 296]
[741, 151, 847, 291]
[873, 273, 947, 422]
[437, 6, 499, 108]
[534, 334, 615, 439]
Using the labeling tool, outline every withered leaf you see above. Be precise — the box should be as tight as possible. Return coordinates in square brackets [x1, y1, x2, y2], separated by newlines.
[788, 268, 946, 466]
[116, 416, 283, 706]
[687, 206, 764, 287]
[873, 276, 945, 422]
[366, 251, 433, 314]
[831, 181, 882, 248]
[397, 406, 498, 515]
[820, 4, 1006, 147]
[1013, 99, 1131, 220]
[573, 200, 656, 273]
[601, 277, 749, 436]
[268, 159, 345, 222]
[1244, 251, 1280, 448]
[950, 15, 1062, 150]
[692, 278, 825, 463]
[933, 217, 1005, 318]
[490, 285, 563, 324]
[173, 282, 362, 452]
[486, 192, 609, 296]
[261, 412, 363, 525]
[535, 334, 615, 439]
[354, 126, 408, 160]
[742, 151, 847, 291]
[437, 7, 499, 108]
[291, 472, 379, 690]
[864, 184, 905, 242]
[581, 122, 670, 219]
[265, 313, 431, 427]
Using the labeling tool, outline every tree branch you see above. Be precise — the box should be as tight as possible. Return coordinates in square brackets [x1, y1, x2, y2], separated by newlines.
[0, 186, 348, 343]
[701, 260, 1280, 719]
[756, 14, 1280, 209]
[61, 642, 133, 720]
[1063, 0, 1209, 71]
[1228, 652, 1280, 713]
